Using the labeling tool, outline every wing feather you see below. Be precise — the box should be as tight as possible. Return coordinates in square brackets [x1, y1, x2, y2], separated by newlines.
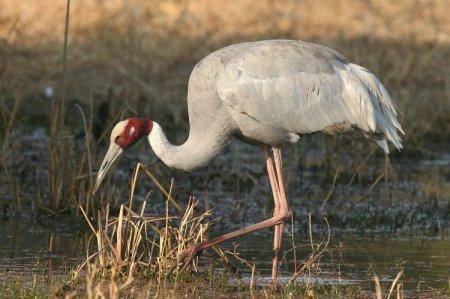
[216, 40, 404, 152]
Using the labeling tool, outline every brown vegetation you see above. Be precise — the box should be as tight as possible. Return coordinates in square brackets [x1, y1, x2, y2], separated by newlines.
[1, 0, 449, 143]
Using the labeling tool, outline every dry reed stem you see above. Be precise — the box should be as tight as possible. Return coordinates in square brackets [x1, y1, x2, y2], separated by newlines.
[75, 103, 94, 215]
[75, 166, 214, 291]
[320, 166, 340, 211]
[346, 147, 377, 186]
[1, 94, 21, 151]
[0, 155, 21, 211]
[373, 270, 404, 299]
[141, 165, 182, 212]
[387, 270, 403, 299]
[0, 94, 23, 211]
[374, 275, 382, 299]
[288, 214, 331, 284]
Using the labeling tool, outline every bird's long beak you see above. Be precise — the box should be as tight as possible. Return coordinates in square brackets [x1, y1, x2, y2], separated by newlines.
[93, 142, 123, 194]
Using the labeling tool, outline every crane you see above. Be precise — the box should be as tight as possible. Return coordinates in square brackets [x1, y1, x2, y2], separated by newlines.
[94, 40, 404, 282]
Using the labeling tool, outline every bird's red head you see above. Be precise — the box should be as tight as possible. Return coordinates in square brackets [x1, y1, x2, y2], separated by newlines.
[94, 117, 153, 193]
[112, 117, 153, 149]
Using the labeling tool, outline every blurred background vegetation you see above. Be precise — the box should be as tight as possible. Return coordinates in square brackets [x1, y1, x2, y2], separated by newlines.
[0, 0, 449, 215]
[1, 0, 449, 141]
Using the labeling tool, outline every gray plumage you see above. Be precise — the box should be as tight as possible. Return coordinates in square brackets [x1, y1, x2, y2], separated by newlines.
[149, 40, 404, 171]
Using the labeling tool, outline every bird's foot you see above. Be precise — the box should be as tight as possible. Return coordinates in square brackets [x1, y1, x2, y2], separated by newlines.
[179, 245, 201, 271]
[170, 244, 203, 274]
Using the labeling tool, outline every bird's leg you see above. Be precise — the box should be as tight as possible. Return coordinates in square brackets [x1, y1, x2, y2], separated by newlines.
[174, 146, 289, 279]
[271, 147, 290, 282]
[264, 146, 283, 282]
[174, 147, 290, 273]
[176, 212, 290, 272]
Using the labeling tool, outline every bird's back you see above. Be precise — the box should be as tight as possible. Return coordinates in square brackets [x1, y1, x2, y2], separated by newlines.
[188, 40, 404, 152]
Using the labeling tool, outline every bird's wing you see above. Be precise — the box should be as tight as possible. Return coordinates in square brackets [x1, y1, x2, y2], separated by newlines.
[216, 40, 403, 150]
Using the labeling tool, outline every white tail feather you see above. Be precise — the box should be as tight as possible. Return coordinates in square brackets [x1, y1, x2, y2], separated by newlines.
[344, 63, 405, 153]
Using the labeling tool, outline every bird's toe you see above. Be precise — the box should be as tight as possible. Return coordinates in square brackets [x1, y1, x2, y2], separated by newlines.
[170, 244, 202, 274]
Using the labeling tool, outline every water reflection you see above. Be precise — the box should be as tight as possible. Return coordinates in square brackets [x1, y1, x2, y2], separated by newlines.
[220, 232, 450, 292]
[0, 217, 448, 292]
[0, 218, 86, 273]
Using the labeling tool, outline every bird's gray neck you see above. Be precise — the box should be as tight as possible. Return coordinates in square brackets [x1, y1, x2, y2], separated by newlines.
[148, 122, 230, 171]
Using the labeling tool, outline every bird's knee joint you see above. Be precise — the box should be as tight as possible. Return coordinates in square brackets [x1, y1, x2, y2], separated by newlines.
[276, 210, 291, 222]
[282, 211, 291, 221]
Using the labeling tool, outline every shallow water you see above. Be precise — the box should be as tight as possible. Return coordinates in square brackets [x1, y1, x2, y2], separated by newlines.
[224, 232, 450, 290]
[0, 217, 449, 292]
[0, 145, 449, 294]
[0, 219, 85, 274]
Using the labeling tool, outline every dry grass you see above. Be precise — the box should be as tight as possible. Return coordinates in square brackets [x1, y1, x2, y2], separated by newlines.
[0, 0, 449, 143]
[288, 214, 331, 285]
[69, 162, 214, 297]
[71, 199, 213, 298]
[56, 161, 343, 297]
[373, 270, 404, 299]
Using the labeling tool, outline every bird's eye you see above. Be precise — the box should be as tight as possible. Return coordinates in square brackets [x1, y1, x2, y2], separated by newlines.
[129, 127, 136, 136]
[115, 135, 121, 142]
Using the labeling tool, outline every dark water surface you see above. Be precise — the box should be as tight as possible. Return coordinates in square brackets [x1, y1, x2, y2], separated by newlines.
[0, 218, 85, 274]
[223, 232, 450, 291]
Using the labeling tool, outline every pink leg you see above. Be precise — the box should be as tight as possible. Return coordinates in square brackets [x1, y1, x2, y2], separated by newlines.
[175, 147, 291, 280]
[273, 148, 288, 214]
[264, 146, 284, 281]
[272, 223, 283, 280]
[264, 146, 282, 280]
[271, 147, 289, 282]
